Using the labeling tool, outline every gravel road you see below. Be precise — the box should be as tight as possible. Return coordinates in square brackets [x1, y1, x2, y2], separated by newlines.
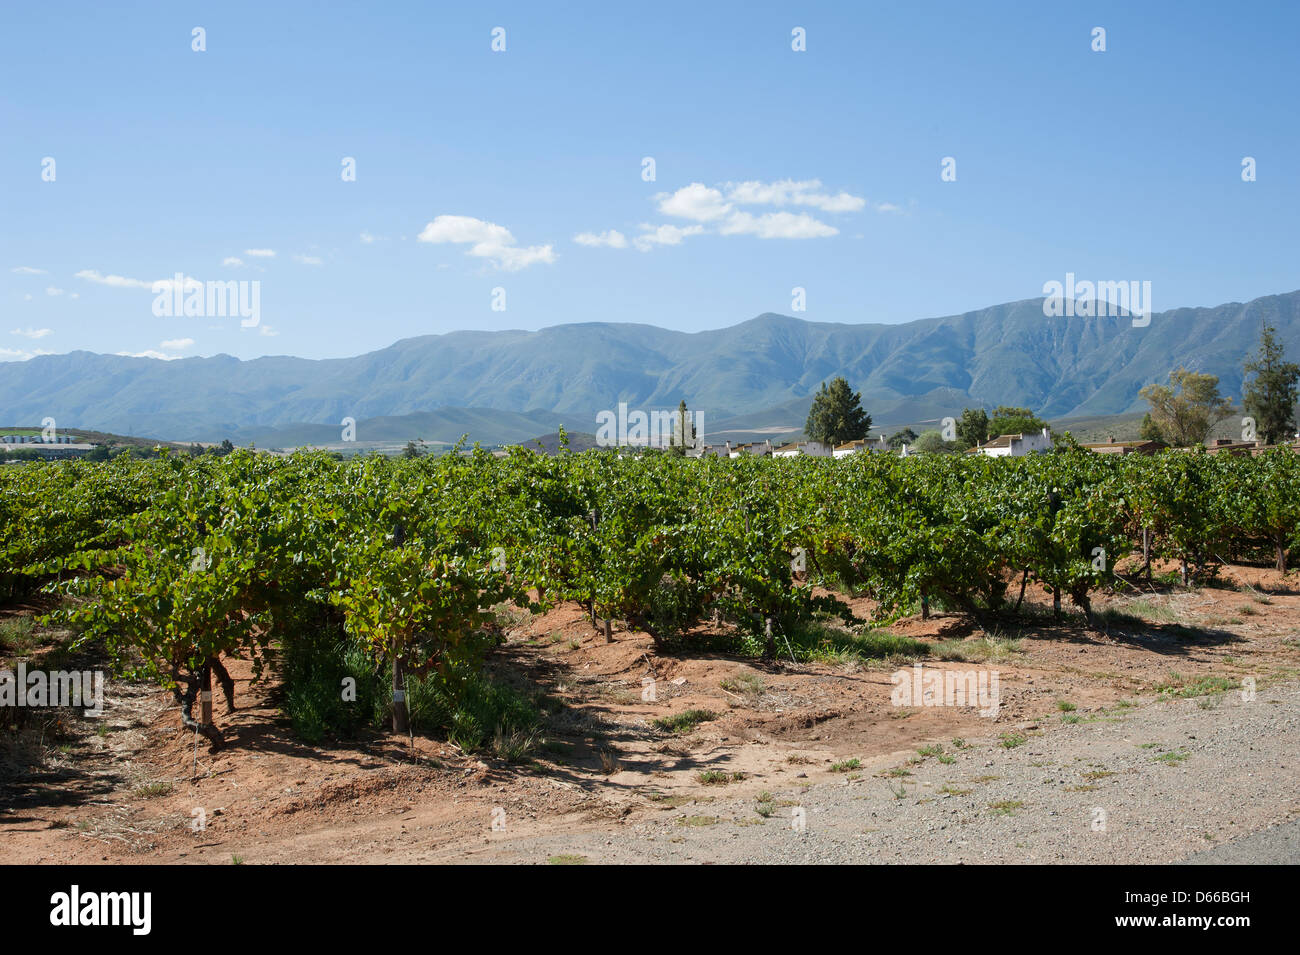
[452, 680, 1300, 864]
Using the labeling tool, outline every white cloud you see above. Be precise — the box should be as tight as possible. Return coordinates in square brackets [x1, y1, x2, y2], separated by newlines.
[223, 256, 245, 267]
[656, 183, 732, 222]
[11, 266, 47, 275]
[613, 177, 872, 252]
[23, 294, 32, 301]
[259, 325, 279, 337]
[293, 254, 323, 266]
[724, 178, 866, 213]
[874, 202, 902, 213]
[360, 231, 387, 244]
[573, 230, 628, 249]
[718, 211, 838, 239]
[633, 223, 705, 252]
[10, 327, 53, 339]
[417, 215, 556, 271]
[45, 287, 65, 296]
[117, 349, 177, 361]
[77, 270, 203, 293]
[1, 347, 53, 360]
[75, 269, 154, 290]
[118, 338, 200, 360]
[245, 249, 276, 258]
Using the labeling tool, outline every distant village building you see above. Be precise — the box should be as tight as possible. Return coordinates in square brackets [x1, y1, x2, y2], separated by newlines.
[685, 443, 728, 458]
[1204, 438, 1262, 457]
[1081, 438, 1165, 456]
[970, 428, 1053, 457]
[772, 441, 832, 458]
[833, 436, 889, 458]
[2, 442, 96, 460]
[728, 440, 773, 459]
[2, 434, 74, 444]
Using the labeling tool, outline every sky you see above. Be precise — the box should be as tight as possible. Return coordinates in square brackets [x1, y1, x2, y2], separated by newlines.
[2, 0, 1297, 362]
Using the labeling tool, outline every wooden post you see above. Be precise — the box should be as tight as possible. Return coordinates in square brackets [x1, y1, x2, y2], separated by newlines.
[200, 661, 213, 726]
[391, 643, 409, 734]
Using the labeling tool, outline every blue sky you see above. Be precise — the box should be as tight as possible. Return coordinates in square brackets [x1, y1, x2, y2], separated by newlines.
[2, 0, 1297, 362]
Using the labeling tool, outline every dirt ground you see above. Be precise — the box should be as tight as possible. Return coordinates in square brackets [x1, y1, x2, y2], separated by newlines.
[3, 563, 1298, 864]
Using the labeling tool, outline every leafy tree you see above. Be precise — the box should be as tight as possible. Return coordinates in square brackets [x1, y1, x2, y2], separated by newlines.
[669, 399, 695, 455]
[988, 406, 1049, 439]
[955, 408, 989, 450]
[888, 427, 918, 450]
[804, 377, 871, 446]
[1139, 412, 1164, 443]
[912, 430, 952, 454]
[1139, 367, 1233, 447]
[402, 439, 425, 459]
[1242, 322, 1300, 445]
[217, 439, 235, 457]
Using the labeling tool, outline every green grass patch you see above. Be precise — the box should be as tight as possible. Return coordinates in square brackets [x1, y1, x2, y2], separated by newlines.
[931, 636, 1022, 663]
[677, 815, 720, 827]
[653, 708, 717, 734]
[787, 620, 929, 666]
[1153, 673, 1236, 699]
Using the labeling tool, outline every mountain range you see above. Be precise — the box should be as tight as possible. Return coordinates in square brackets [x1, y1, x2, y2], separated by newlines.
[3, 290, 1298, 446]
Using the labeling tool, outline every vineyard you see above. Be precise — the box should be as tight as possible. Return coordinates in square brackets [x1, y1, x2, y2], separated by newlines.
[4, 442, 1300, 753]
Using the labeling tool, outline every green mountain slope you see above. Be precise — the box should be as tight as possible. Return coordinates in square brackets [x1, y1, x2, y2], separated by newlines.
[2, 290, 1295, 444]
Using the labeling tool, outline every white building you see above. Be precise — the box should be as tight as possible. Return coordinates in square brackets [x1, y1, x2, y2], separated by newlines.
[728, 440, 773, 459]
[833, 436, 889, 458]
[772, 440, 832, 458]
[970, 428, 1053, 457]
[2, 434, 74, 444]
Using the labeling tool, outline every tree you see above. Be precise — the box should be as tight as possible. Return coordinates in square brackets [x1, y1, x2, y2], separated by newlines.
[1139, 412, 1164, 444]
[988, 406, 1049, 439]
[804, 377, 871, 446]
[217, 439, 235, 457]
[401, 439, 426, 459]
[912, 429, 951, 454]
[1242, 322, 1300, 445]
[955, 408, 989, 450]
[1139, 367, 1233, 447]
[888, 427, 918, 450]
[669, 400, 695, 455]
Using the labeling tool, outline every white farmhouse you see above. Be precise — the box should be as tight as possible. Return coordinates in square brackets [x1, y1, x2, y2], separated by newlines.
[833, 436, 889, 458]
[970, 428, 1053, 457]
[728, 440, 773, 458]
[773, 441, 832, 458]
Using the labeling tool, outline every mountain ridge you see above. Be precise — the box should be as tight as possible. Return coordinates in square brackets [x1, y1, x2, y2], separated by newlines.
[3, 290, 1297, 444]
